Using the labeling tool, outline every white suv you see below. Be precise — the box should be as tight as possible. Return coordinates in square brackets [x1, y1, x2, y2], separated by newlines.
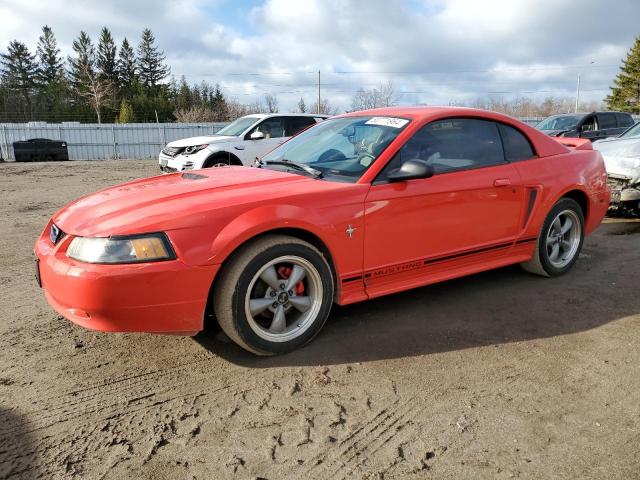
[159, 113, 327, 173]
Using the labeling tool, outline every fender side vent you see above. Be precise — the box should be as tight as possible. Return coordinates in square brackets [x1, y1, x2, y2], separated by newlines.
[523, 189, 538, 227]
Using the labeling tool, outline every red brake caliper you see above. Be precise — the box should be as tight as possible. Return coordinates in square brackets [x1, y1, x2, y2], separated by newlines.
[277, 266, 305, 295]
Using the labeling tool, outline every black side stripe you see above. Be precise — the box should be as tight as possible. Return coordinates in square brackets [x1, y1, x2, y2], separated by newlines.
[422, 241, 513, 266]
[344, 237, 538, 284]
[515, 236, 537, 245]
[342, 275, 364, 284]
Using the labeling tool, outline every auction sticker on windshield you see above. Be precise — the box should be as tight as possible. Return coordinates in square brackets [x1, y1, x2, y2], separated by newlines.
[365, 117, 409, 128]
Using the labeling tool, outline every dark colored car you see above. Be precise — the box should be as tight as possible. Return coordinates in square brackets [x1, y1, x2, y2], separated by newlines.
[13, 138, 69, 162]
[537, 112, 635, 141]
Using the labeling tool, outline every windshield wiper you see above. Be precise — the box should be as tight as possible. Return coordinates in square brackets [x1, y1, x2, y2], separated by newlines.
[260, 159, 323, 178]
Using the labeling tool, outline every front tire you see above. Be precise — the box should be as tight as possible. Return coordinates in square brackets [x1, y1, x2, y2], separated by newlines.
[521, 198, 584, 277]
[214, 235, 334, 355]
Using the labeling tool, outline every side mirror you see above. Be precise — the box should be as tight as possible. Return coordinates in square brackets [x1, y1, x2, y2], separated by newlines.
[250, 131, 265, 140]
[387, 159, 434, 182]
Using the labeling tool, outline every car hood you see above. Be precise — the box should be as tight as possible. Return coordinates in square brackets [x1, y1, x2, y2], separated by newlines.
[53, 167, 316, 237]
[593, 137, 640, 183]
[166, 135, 236, 147]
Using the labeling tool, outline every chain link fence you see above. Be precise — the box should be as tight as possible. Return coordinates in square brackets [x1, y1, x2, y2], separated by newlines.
[0, 122, 229, 161]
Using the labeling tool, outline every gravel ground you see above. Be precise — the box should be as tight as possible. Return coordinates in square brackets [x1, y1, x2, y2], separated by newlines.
[0, 160, 639, 480]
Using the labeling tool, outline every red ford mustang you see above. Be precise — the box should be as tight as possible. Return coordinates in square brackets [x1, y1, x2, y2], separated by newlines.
[35, 107, 610, 355]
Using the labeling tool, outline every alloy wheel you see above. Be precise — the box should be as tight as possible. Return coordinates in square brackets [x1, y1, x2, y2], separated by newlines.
[244, 255, 323, 342]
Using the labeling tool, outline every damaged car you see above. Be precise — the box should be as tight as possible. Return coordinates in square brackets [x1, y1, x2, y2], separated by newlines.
[594, 121, 640, 216]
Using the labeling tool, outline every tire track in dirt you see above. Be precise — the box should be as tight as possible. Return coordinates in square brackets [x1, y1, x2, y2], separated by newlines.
[303, 396, 421, 479]
[0, 360, 258, 437]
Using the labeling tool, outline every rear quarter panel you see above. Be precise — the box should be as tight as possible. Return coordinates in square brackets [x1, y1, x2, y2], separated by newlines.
[513, 149, 610, 238]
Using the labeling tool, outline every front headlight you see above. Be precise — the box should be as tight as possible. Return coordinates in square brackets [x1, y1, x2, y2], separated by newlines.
[67, 233, 176, 264]
[184, 144, 209, 155]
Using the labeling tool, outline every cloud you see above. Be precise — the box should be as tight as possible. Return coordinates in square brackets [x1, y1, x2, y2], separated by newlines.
[0, 0, 637, 112]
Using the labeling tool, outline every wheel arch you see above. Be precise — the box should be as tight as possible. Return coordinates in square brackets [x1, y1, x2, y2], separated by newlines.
[560, 188, 589, 224]
[203, 151, 243, 167]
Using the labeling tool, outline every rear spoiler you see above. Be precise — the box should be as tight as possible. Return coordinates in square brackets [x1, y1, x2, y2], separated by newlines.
[555, 137, 593, 151]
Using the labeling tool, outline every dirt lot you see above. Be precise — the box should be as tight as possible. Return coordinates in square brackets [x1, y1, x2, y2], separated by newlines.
[0, 160, 639, 480]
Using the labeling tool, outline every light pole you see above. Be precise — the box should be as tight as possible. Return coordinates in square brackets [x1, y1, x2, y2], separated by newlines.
[575, 61, 595, 113]
[574, 73, 581, 113]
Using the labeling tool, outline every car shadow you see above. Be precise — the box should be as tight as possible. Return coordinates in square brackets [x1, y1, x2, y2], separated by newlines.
[195, 222, 640, 368]
[0, 408, 39, 479]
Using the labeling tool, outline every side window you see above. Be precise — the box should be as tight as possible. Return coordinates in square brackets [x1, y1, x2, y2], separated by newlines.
[248, 117, 286, 139]
[616, 113, 634, 128]
[580, 115, 596, 132]
[287, 117, 316, 136]
[498, 123, 536, 161]
[378, 118, 505, 181]
[596, 113, 616, 129]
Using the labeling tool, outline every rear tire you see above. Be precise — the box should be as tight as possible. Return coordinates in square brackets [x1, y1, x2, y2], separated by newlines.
[213, 235, 334, 355]
[521, 198, 584, 277]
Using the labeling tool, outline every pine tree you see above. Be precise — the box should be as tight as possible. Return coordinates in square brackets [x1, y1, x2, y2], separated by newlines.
[67, 31, 95, 90]
[211, 84, 227, 120]
[36, 25, 63, 87]
[175, 75, 191, 110]
[68, 31, 114, 123]
[607, 36, 640, 114]
[298, 97, 306, 113]
[1, 40, 38, 111]
[117, 38, 137, 97]
[136, 28, 170, 91]
[97, 27, 118, 86]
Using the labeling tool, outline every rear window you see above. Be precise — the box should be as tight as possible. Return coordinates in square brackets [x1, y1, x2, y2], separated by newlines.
[288, 117, 317, 136]
[498, 124, 536, 162]
[597, 113, 616, 129]
[616, 113, 634, 128]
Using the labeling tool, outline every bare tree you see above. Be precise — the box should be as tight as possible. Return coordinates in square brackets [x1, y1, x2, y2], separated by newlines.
[460, 95, 605, 118]
[75, 61, 115, 123]
[226, 98, 250, 120]
[297, 97, 306, 113]
[264, 94, 279, 113]
[174, 105, 217, 122]
[351, 81, 397, 111]
[311, 98, 339, 115]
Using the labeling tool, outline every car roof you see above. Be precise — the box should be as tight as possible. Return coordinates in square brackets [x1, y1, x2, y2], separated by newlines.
[338, 106, 531, 124]
[243, 113, 329, 120]
[339, 106, 571, 158]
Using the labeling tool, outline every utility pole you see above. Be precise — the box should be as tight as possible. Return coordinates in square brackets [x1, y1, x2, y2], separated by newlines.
[575, 73, 581, 113]
[317, 70, 321, 114]
[575, 61, 594, 113]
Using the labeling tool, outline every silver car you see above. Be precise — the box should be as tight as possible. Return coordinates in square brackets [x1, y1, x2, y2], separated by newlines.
[594, 121, 640, 216]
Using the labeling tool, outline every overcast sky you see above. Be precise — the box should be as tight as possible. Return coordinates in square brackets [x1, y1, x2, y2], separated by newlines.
[0, 0, 638, 112]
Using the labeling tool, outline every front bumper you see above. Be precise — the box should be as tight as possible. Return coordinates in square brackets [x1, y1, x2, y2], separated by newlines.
[607, 175, 640, 212]
[35, 223, 219, 335]
[159, 152, 202, 174]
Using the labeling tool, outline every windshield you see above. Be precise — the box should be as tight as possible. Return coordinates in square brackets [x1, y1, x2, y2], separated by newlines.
[537, 115, 582, 131]
[261, 116, 410, 181]
[621, 122, 640, 138]
[216, 117, 259, 136]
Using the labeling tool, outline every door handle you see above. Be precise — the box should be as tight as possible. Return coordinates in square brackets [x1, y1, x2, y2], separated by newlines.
[234, 146, 245, 150]
[494, 178, 511, 187]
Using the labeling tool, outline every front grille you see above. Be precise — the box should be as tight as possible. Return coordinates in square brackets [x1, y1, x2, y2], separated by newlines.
[161, 146, 185, 157]
[49, 223, 65, 245]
